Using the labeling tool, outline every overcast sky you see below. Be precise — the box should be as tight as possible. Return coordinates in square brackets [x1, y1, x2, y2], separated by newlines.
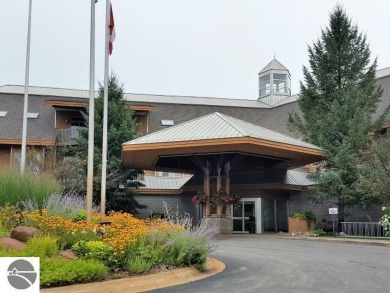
[1, 0, 389, 99]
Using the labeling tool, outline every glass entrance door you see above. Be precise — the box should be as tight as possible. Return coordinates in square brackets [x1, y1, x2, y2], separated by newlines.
[232, 201, 255, 233]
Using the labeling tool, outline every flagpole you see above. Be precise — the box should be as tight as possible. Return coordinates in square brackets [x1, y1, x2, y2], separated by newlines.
[86, 0, 96, 222]
[100, 0, 111, 216]
[21, 0, 33, 174]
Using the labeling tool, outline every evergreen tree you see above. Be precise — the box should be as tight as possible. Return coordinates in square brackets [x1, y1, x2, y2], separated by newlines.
[289, 5, 387, 223]
[74, 74, 145, 214]
[354, 133, 390, 207]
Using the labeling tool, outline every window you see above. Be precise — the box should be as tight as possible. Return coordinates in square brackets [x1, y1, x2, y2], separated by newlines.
[259, 74, 271, 96]
[161, 119, 174, 126]
[156, 171, 181, 177]
[0, 111, 7, 117]
[273, 74, 287, 94]
[14, 152, 42, 172]
[70, 117, 85, 127]
[27, 112, 39, 119]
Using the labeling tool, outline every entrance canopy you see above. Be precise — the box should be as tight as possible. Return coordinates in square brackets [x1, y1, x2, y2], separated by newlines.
[122, 112, 324, 172]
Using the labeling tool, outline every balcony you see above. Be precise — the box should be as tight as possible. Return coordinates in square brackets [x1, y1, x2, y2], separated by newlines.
[55, 127, 86, 146]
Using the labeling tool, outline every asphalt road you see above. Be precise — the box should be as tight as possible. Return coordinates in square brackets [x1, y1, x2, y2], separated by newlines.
[148, 235, 390, 293]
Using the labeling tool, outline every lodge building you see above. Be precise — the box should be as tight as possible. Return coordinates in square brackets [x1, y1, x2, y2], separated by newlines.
[1, 59, 389, 233]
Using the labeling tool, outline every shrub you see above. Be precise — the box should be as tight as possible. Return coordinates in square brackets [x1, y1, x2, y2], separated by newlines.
[0, 221, 10, 238]
[0, 247, 29, 257]
[124, 255, 154, 273]
[162, 233, 209, 271]
[40, 258, 108, 288]
[379, 206, 390, 237]
[121, 235, 164, 269]
[25, 236, 59, 258]
[0, 236, 59, 258]
[72, 240, 111, 262]
[312, 229, 327, 237]
[0, 170, 60, 209]
[291, 211, 316, 221]
[75, 210, 87, 221]
[0, 204, 22, 229]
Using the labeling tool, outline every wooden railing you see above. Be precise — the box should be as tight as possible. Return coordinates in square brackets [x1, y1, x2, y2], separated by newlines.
[55, 127, 86, 146]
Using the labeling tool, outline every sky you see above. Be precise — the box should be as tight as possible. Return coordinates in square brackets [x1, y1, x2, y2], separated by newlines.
[1, 0, 390, 100]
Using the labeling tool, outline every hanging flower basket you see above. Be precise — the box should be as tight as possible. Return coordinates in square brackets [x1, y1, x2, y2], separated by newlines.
[221, 193, 241, 206]
[191, 191, 208, 205]
[210, 191, 241, 209]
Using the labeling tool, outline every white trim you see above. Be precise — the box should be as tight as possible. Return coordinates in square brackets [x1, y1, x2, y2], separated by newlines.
[256, 198, 263, 233]
[232, 198, 263, 234]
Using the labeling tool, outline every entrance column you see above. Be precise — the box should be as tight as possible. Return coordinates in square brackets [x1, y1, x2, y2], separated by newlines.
[203, 168, 210, 216]
[225, 176, 231, 217]
[216, 173, 221, 192]
[216, 167, 222, 216]
[224, 162, 231, 217]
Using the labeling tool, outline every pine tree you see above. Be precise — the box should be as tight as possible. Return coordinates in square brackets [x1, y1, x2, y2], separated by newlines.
[74, 74, 146, 214]
[289, 5, 386, 223]
[354, 133, 390, 207]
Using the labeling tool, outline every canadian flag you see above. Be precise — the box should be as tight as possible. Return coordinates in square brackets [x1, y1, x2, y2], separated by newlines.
[109, 2, 115, 55]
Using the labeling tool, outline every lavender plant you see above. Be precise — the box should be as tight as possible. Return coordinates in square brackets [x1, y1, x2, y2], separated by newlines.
[20, 190, 98, 219]
[162, 201, 218, 255]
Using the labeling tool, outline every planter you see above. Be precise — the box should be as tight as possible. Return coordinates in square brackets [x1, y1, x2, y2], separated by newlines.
[288, 217, 315, 233]
[206, 217, 233, 235]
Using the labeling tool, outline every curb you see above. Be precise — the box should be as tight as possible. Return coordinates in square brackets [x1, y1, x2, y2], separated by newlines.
[278, 236, 390, 247]
[41, 257, 226, 293]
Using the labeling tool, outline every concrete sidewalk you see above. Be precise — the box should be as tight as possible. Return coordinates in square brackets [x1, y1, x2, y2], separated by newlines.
[41, 258, 225, 293]
[278, 236, 390, 247]
[216, 233, 390, 247]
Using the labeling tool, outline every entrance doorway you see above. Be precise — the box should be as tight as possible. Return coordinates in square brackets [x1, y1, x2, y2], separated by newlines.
[232, 200, 256, 233]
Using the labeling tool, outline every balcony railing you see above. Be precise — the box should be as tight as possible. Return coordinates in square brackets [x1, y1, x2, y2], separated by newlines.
[55, 127, 86, 146]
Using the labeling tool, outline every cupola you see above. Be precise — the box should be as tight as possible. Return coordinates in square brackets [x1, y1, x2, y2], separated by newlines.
[258, 58, 291, 106]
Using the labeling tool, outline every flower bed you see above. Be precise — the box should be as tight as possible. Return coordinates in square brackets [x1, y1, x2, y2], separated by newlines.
[22, 210, 183, 252]
[0, 208, 216, 288]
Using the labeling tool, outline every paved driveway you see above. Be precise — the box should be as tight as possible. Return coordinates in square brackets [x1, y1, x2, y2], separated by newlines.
[149, 235, 390, 293]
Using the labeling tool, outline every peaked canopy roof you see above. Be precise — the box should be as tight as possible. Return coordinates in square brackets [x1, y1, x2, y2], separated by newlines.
[122, 112, 324, 171]
[259, 58, 290, 75]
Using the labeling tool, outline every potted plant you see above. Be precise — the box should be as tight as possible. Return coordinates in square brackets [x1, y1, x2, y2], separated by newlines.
[288, 211, 316, 233]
